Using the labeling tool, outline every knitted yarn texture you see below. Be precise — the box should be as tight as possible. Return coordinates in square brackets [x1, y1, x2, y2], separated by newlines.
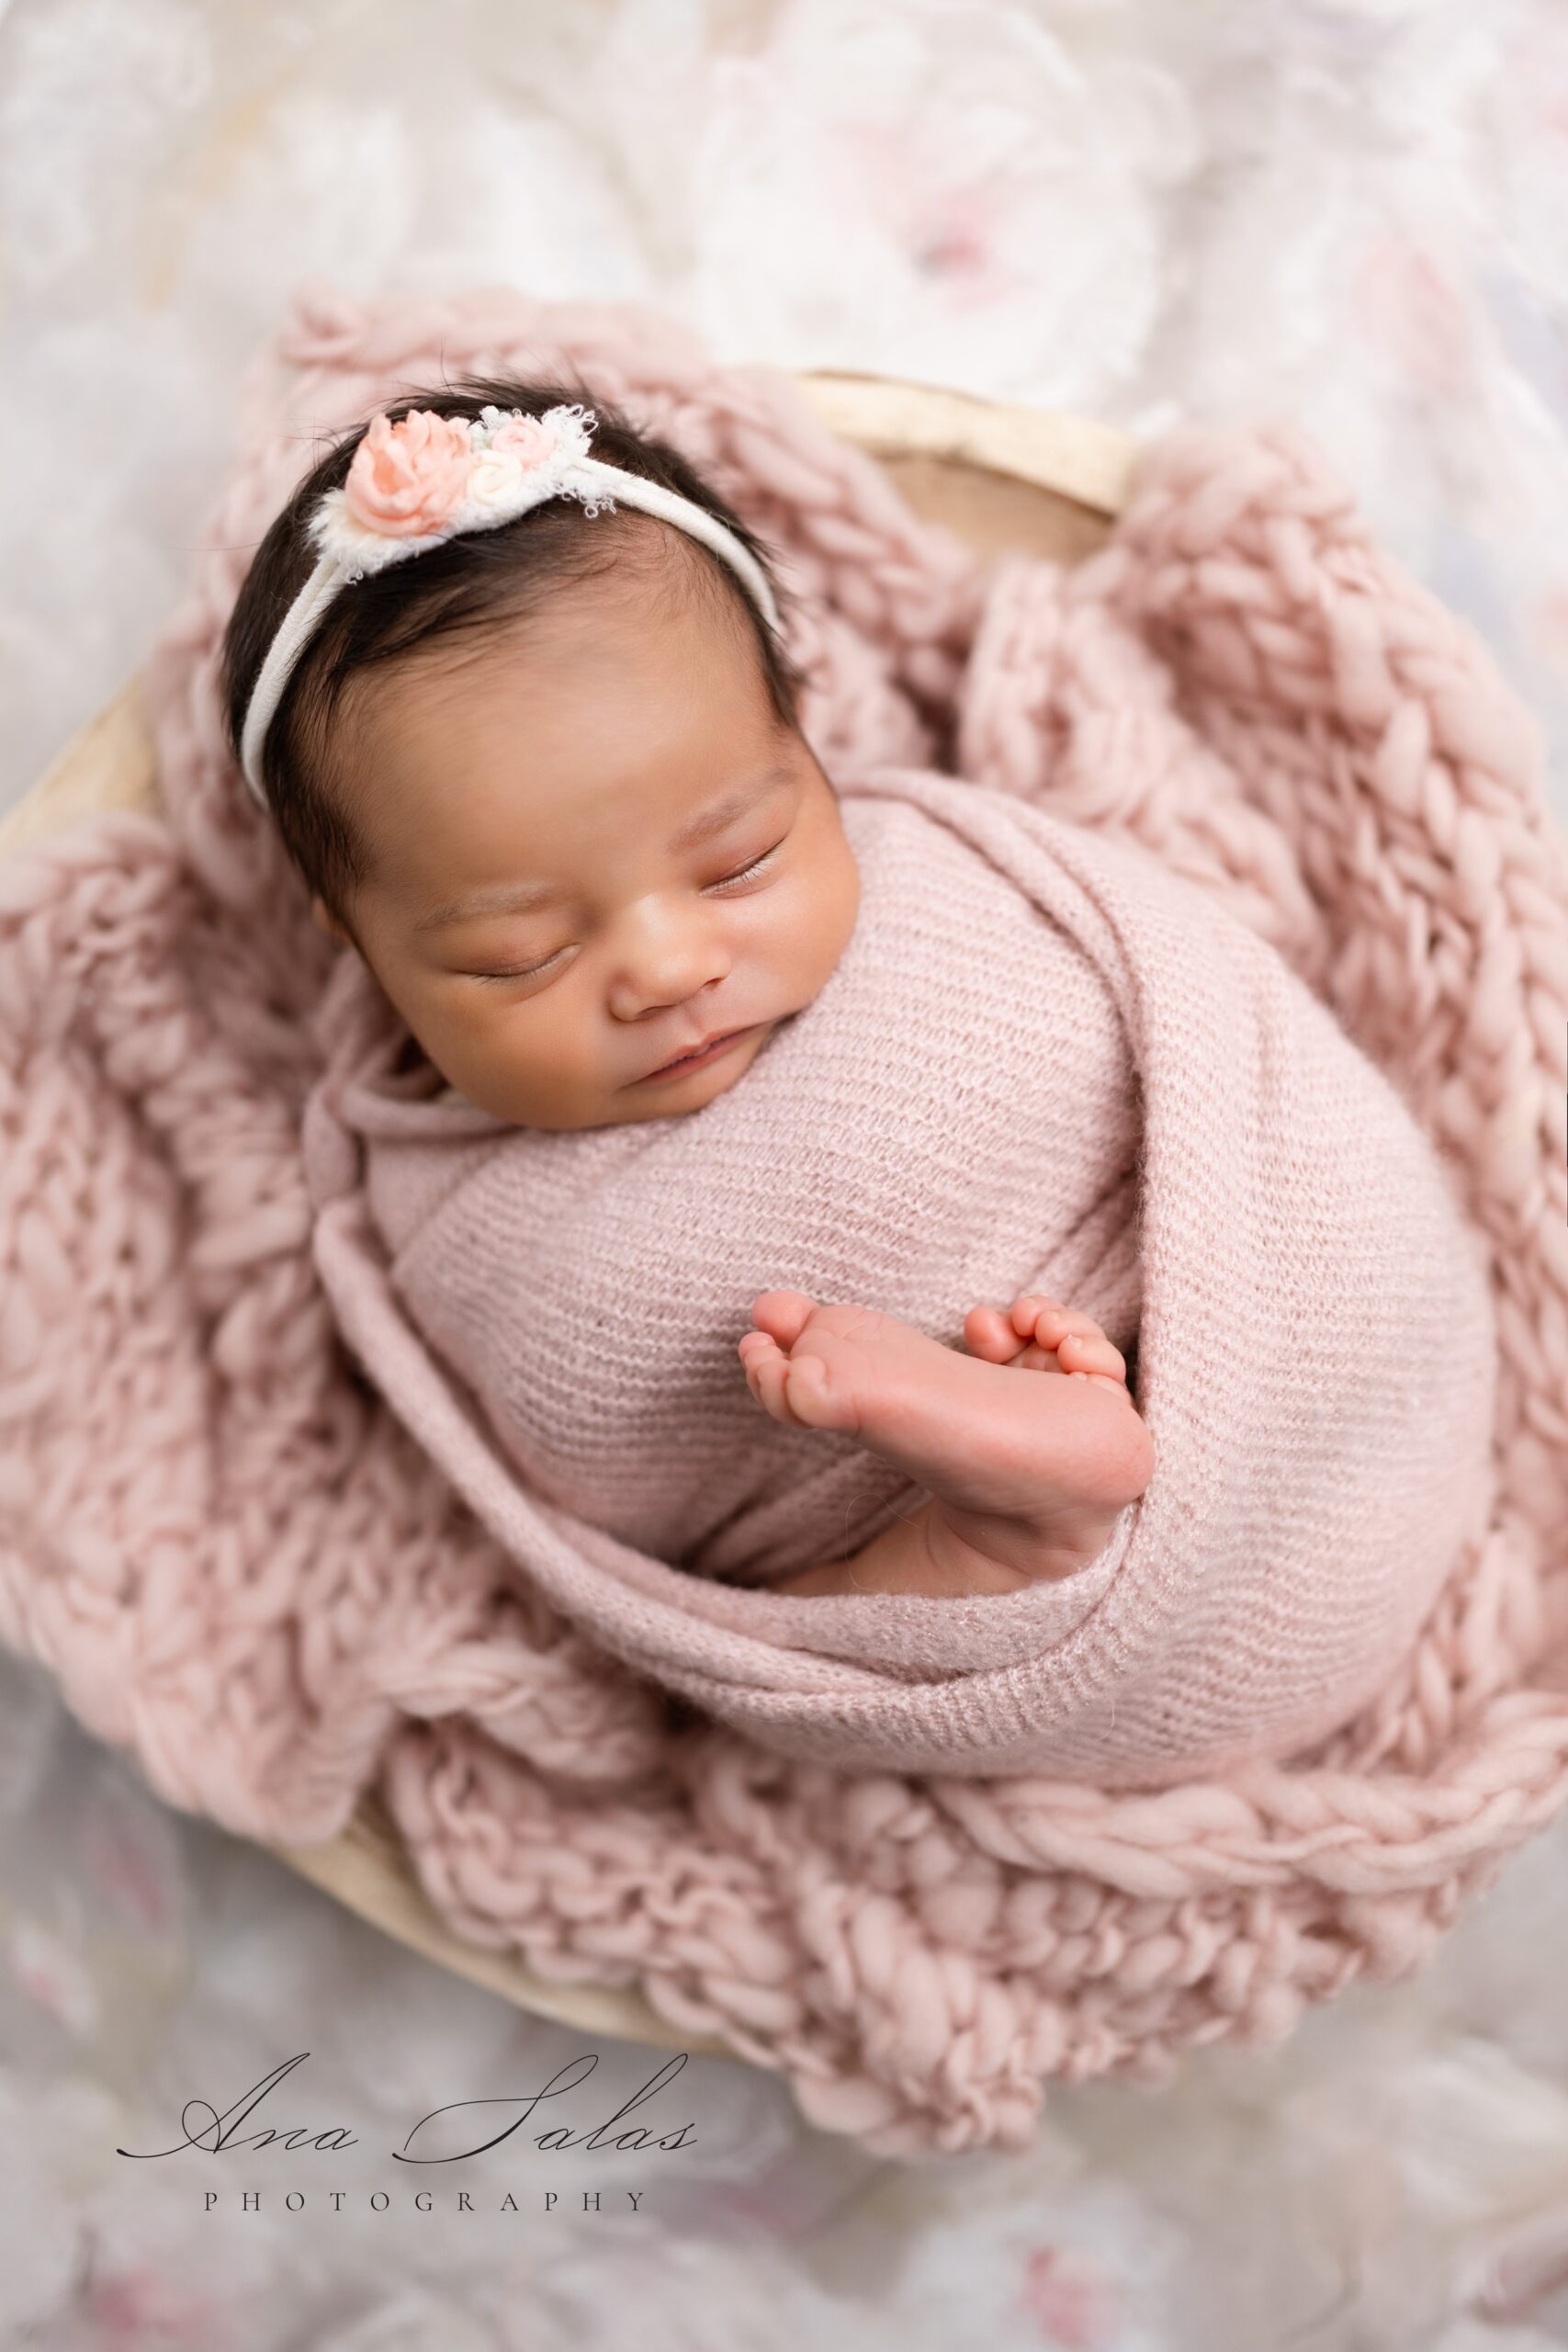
[2, 284, 1566, 2156]
[309, 768, 1495, 1788]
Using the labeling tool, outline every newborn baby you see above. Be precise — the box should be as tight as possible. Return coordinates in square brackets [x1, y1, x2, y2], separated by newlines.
[221, 373, 1153, 1607]
[227, 368, 1498, 1785]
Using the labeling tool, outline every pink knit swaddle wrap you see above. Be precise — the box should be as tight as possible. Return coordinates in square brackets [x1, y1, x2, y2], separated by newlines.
[304, 762, 1496, 1788]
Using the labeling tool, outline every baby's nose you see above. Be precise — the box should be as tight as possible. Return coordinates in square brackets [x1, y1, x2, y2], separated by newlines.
[614, 924, 732, 1010]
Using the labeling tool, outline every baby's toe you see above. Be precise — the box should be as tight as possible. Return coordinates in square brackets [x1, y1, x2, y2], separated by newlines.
[739, 1329, 790, 1418]
[1013, 1298, 1127, 1383]
[738, 1327, 853, 1432]
[1055, 1330, 1127, 1382]
[963, 1302, 1031, 1363]
[749, 1289, 820, 1348]
[779, 1351, 848, 1429]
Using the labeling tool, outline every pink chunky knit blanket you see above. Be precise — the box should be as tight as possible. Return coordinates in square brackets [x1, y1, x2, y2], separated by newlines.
[3, 282, 1567, 2157]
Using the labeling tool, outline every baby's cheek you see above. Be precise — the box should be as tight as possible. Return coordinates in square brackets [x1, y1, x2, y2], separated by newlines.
[793, 838, 859, 980]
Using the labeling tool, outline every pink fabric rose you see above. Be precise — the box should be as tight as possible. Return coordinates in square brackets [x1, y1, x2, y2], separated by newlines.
[342, 410, 474, 538]
[487, 413, 558, 468]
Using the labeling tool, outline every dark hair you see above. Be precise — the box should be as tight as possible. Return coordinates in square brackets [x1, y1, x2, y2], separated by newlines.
[219, 371, 802, 944]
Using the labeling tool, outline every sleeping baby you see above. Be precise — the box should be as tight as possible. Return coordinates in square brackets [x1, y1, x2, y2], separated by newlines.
[218, 373, 1497, 1783]
[220, 376, 1151, 1603]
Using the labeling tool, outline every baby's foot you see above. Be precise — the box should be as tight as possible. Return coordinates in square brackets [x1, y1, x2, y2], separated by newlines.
[738, 1290, 1153, 1586]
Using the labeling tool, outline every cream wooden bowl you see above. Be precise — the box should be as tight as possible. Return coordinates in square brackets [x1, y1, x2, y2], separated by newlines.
[1, 372, 1137, 2056]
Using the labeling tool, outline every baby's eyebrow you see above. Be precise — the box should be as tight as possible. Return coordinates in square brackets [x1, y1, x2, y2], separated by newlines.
[413, 763, 795, 933]
[667, 763, 793, 854]
[414, 876, 573, 931]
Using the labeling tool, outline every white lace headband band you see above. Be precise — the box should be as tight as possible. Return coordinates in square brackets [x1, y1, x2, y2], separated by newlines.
[238, 401, 783, 809]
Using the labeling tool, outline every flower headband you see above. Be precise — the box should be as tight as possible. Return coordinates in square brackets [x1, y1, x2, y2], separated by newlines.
[238, 401, 783, 809]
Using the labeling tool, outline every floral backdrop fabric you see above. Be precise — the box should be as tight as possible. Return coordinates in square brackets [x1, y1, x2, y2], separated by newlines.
[6, 1, 1568, 2345]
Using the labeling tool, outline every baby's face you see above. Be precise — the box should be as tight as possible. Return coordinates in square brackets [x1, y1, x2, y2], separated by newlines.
[312, 555, 861, 1129]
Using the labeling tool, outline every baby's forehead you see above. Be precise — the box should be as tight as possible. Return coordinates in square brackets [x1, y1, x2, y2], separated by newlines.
[341, 544, 783, 831]
[350, 532, 746, 731]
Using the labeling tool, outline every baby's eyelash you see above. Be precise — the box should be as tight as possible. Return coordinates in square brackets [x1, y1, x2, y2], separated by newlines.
[713, 841, 784, 889]
[472, 954, 560, 986]
[468, 841, 785, 985]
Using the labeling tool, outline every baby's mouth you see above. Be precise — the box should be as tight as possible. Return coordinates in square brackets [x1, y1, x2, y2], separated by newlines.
[637, 1023, 759, 1082]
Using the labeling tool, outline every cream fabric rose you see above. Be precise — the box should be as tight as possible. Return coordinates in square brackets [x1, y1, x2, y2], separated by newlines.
[462, 450, 530, 514]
